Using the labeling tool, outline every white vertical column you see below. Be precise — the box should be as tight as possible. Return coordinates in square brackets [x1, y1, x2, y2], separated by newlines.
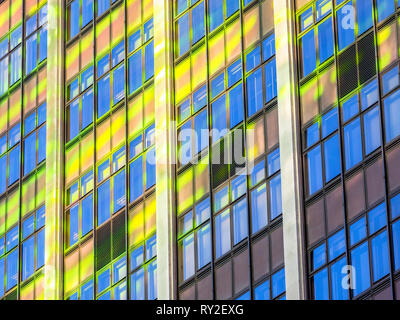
[44, 0, 64, 300]
[274, 0, 306, 300]
[154, 0, 177, 300]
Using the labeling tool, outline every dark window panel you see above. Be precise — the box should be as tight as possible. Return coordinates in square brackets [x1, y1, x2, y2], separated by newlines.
[215, 260, 232, 300]
[306, 199, 325, 246]
[233, 249, 249, 295]
[251, 235, 270, 282]
[338, 44, 358, 99]
[326, 186, 344, 234]
[358, 31, 376, 85]
[345, 171, 366, 221]
[365, 159, 385, 207]
[96, 221, 111, 271]
[270, 226, 284, 270]
[386, 145, 400, 192]
[179, 284, 195, 300]
[372, 286, 392, 300]
[266, 108, 279, 151]
[197, 272, 213, 300]
[112, 211, 126, 259]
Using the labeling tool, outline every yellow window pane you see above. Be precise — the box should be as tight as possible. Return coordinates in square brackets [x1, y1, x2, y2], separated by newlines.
[145, 193, 156, 237]
[6, 187, 19, 230]
[80, 132, 94, 174]
[38, 67, 47, 106]
[0, 1, 9, 39]
[247, 116, 265, 162]
[144, 85, 155, 126]
[243, 5, 260, 50]
[9, 87, 21, 127]
[64, 249, 79, 294]
[22, 173, 36, 218]
[0, 98, 7, 135]
[24, 0, 37, 17]
[128, 94, 144, 138]
[111, 5, 124, 46]
[143, 0, 153, 22]
[208, 30, 225, 76]
[175, 57, 191, 104]
[177, 168, 193, 214]
[11, 0, 22, 28]
[112, 107, 126, 149]
[300, 77, 319, 125]
[261, 0, 274, 37]
[96, 14, 110, 57]
[191, 45, 207, 91]
[35, 272, 45, 300]
[319, 64, 337, 112]
[24, 75, 37, 115]
[195, 161, 209, 201]
[0, 198, 5, 237]
[127, 0, 141, 34]
[20, 280, 35, 300]
[36, 166, 45, 206]
[96, 117, 111, 161]
[129, 202, 144, 247]
[81, 30, 94, 70]
[66, 41, 79, 82]
[226, 19, 241, 65]
[80, 238, 94, 282]
[65, 142, 80, 186]
[378, 21, 398, 71]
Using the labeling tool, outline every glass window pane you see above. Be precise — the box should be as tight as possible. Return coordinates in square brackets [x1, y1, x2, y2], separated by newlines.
[343, 118, 362, 170]
[251, 184, 268, 233]
[215, 209, 231, 258]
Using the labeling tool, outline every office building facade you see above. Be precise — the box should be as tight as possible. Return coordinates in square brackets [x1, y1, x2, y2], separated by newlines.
[0, 0, 399, 300]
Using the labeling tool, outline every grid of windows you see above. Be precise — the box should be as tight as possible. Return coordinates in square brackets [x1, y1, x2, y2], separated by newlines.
[63, 0, 156, 300]
[0, 0, 47, 300]
[174, 0, 284, 300]
[296, 0, 400, 300]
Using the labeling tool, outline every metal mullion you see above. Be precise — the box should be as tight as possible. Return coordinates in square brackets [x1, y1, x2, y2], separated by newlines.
[371, 0, 397, 299]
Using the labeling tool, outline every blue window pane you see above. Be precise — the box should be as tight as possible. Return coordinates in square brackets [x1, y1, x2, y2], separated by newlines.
[301, 30, 316, 77]
[82, 89, 94, 129]
[145, 124, 155, 149]
[368, 203, 387, 234]
[146, 234, 157, 259]
[195, 197, 210, 225]
[229, 84, 244, 128]
[113, 169, 125, 213]
[131, 246, 144, 271]
[9, 123, 20, 148]
[143, 18, 153, 42]
[312, 243, 326, 271]
[391, 194, 400, 220]
[177, 13, 190, 56]
[246, 46, 260, 72]
[97, 159, 110, 183]
[113, 256, 127, 284]
[194, 109, 208, 154]
[377, 0, 395, 22]
[0, 38, 7, 58]
[97, 0, 109, 16]
[69, 99, 79, 140]
[81, 280, 94, 300]
[22, 215, 35, 239]
[215, 210, 231, 258]
[197, 223, 211, 268]
[22, 236, 35, 280]
[26, 14, 37, 36]
[39, 4, 47, 26]
[97, 74, 110, 118]
[265, 58, 277, 102]
[382, 65, 399, 95]
[0, 57, 7, 95]
[209, 0, 223, 32]
[10, 47, 21, 85]
[351, 242, 370, 296]
[267, 148, 280, 176]
[270, 174, 282, 220]
[250, 160, 265, 187]
[233, 198, 248, 244]
[69, 204, 79, 246]
[128, 30, 141, 54]
[147, 260, 157, 300]
[129, 50, 142, 93]
[6, 250, 18, 290]
[307, 145, 323, 195]
[344, 118, 362, 170]
[130, 156, 143, 202]
[371, 231, 390, 281]
[227, 59, 242, 87]
[111, 41, 124, 68]
[318, 17, 334, 63]
[263, 34, 275, 62]
[8, 146, 20, 185]
[272, 268, 285, 298]
[324, 134, 341, 182]
[6, 226, 18, 251]
[38, 125, 45, 163]
[69, 0, 79, 39]
[251, 184, 268, 233]
[0, 258, 4, 297]
[146, 148, 156, 189]
[392, 220, 400, 270]
[0, 155, 6, 194]
[112, 147, 125, 172]
[363, 106, 381, 155]
[247, 68, 263, 116]
[357, 0, 373, 35]
[24, 113, 36, 136]
[350, 217, 366, 246]
[211, 94, 227, 142]
[385, 89, 400, 142]
[37, 229, 45, 268]
[322, 108, 338, 138]
[179, 121, 192, 165]
[113, 64, 125, 104]
[316, 0, 331, 20]
[255, 280, 270, 300]
[300, 7, 313, 31]
[193, 85, 207, 112]
[98, 290, 111, 300]
[145, 41, 154, 81]
[192, 1, 205, 44]
[24, 133, 36, 175]
[313, 268, 329, 300]
[331, 257, 349, 300]
[97, 268, 110, 293]
[342, 95, 358, 123]
[82, 0, 94, 27]
[0, 238, 3, 257]
[328, 229, 346, 261]
[97, 180, 110, 225]
[0, 135, 5, 154]
[36, 206, 45, 229]
[336, 1, 355, 50]
[10, 26, 22, 49]
[211, 73, 225, 99]
[38, 103, 46, 125]
[97, 55, 109, 78]
[361, 79, 378, 110]
[182, 234, 195, 280]
[39, 25, 47, 62]
[307, 122, 319, 148]
[226, 0, 239, 17]
[114, 281, 127, 300]
[214, 185, 229, 212]
[81, 169, 93, 195]
[25, 34, 37, 75]
[236, 292, 250, 300]
[131, 268, 145, 300]
[82, 193, 93, 236]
